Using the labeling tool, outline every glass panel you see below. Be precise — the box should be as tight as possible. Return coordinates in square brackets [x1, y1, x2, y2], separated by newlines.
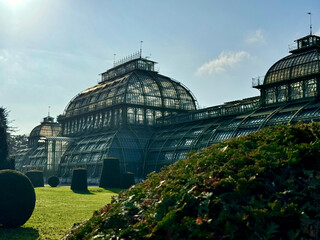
[214, 131, 233, 141]
[290, 81, 303, 100]
[245, 117, 265, 125]
[277, 85, 288, 102]
[136, 108, 144, 125]
[127, 77, 143, 94]
[174, 150, 188, 160]
[269, 112, 294, 123]
[146, 109, 154, 125]
[126, 94, 144, 104]
[305, 78, 317, 97]
[145, 96, 162, 107]
[141, 78, 161, 96]
[39, 126, 52, 136]
[265, 87, 276, 104]
[179, 138, 194, 146]
[127, 107, 135, 124]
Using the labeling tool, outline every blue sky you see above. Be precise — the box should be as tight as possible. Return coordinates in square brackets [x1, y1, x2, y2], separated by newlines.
[0, 0, 319, 135]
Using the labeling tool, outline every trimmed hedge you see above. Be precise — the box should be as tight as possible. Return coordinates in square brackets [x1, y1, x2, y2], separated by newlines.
[48, 176, 60, 187]
[99, 158, 121, 188]
[71, 168, 88, 191]
[121, 172, 135, 189]
[0, 169, 36, 228]
[26, 170, 44, 187]
[63, 123, 320, 239]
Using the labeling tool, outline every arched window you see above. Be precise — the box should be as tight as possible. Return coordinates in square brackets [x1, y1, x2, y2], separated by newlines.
[127, 107, 135, 124]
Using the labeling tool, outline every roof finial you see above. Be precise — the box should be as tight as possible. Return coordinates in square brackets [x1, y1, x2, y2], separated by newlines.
[140, 41, 143, 58]
[48, 106, 51, 117]
[308, 12, 312, 35]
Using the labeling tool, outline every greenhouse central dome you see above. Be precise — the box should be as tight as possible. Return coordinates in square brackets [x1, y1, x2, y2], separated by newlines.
[61, 52, 197, 136]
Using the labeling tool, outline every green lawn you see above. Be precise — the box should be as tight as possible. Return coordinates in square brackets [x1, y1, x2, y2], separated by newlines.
[0, 186, 119, 240]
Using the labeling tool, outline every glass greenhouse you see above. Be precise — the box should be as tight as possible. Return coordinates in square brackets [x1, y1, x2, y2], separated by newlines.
[15, 34, 320, 184]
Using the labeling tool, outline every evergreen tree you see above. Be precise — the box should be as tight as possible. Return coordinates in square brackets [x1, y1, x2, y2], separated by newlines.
[0, 108, 9, 170]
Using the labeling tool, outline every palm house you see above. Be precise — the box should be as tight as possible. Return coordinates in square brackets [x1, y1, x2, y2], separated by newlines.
[15, 33, 320, 184]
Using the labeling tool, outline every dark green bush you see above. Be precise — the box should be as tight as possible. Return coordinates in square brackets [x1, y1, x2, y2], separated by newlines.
[63, 123, 320, 240]
[0, 126, 8, 170]
[48, 176, 60, 187]
[71, 168, 88, 191]
[7, 156, 15, 170]
[99, 158, 121, 188]
[121, 172, 135, 189]
[26, 170, 44, 187]
[0, 108, 9, 170]
[0, 169, 36, 228]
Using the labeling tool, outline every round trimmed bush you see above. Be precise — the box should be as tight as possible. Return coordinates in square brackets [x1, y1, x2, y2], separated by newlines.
[121, 172, 135, 189]
[99, 158, 121, 188]
[71, 168, 88, 191]
[26, 170, 44, 187]
[48, 176, 60, 187]
[0, 169, 36, 228]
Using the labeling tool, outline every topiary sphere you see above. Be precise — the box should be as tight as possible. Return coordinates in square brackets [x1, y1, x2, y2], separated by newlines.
[26, 170, 44, 187]
[48, 176, 60, 187]
[71, 168, 88, 191]
[0, 169, 36, 228]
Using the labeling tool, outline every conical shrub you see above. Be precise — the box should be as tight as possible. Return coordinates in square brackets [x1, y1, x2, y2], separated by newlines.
[99, 158, 121, 188]
[26, 170, 44, 187]
[71, 168, 87, 191]
[121, 172, 135, 189]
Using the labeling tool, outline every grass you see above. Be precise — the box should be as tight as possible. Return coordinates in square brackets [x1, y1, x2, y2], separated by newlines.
[0, 186, 120, 240]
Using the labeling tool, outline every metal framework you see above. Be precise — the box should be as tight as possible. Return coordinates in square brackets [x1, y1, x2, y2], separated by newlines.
[254, 35, 320, 106]
[15, 34, 320, 183]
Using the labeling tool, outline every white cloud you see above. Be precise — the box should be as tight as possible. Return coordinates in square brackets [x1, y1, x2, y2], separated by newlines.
[315, 28, 320, 36]
[245, 29, 265, 45]
[197, 51, 250, 75]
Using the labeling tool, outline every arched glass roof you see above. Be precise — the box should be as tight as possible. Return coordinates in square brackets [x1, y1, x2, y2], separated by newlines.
[264, 49, 320, 85]
[59, 127, 152, 182]
[144, 100, 320, 174]
[29, 116, 61, 138]
[64, 66, 197, 118]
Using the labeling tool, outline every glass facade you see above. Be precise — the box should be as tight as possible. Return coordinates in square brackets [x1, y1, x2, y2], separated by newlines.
[145, 100, 320, 173]
[265, 50, 320, 85]
[257, 36, 320, 106]
[16, 35, 320, 183]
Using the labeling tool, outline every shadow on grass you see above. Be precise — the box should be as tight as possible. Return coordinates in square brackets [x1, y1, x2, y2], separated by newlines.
[0, 226, 39, 240]
[100, 188, 123, 193]
[72, 189, 94, 195]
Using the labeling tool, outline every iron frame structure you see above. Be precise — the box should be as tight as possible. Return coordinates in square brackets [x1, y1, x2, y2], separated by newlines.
[15, 34, 320, 183]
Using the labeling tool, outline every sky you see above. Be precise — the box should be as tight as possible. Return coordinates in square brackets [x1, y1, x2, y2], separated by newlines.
[0, 0, 320, 135]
